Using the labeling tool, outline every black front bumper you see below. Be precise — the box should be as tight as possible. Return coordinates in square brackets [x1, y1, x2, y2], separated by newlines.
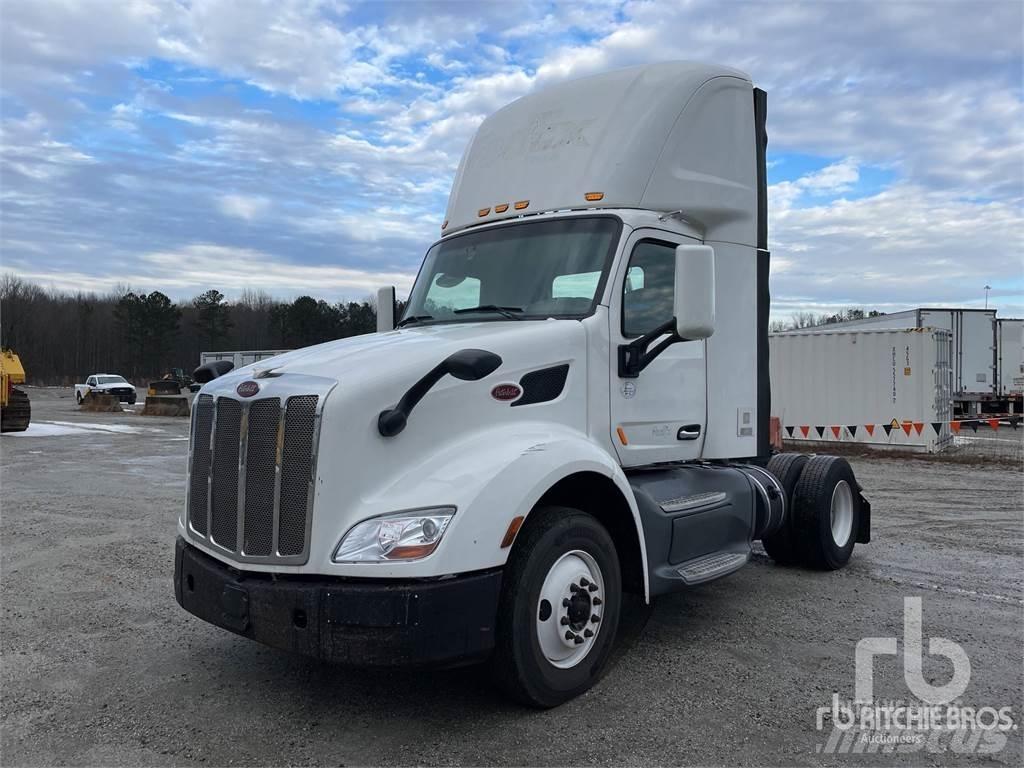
[174, 538, 503, 667]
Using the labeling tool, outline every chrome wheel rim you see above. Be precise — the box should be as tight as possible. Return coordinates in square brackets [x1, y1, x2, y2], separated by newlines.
[536, 550, 604, 669]
[830, 480, 854, 547]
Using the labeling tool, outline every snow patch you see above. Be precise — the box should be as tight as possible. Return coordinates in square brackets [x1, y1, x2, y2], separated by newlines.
[3, 421, 166, 437]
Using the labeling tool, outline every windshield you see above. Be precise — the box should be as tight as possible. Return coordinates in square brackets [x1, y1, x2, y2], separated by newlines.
[402, 216, 620, 325]
[97, 376, 127, 385]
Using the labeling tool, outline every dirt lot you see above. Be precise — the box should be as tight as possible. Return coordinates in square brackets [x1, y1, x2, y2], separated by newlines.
[3, 387, 1022, 767]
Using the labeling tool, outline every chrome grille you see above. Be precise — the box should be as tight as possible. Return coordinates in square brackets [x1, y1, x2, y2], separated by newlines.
[187, 392, 320, 564]
[188, 395, 214, 535]
[242, 398, 281, 556]
[278, 396, 317, 556]
[210, 398, 241, 550]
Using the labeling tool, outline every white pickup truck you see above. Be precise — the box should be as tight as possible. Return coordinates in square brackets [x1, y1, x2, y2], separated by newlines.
[75, 374, 137, 405]
[175, 61, 870, 707]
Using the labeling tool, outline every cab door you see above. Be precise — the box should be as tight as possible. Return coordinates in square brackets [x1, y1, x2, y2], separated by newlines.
[609, 231, 707, 467]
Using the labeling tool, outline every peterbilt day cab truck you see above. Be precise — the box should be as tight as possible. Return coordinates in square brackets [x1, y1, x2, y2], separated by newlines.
[175, 62, 870, 707]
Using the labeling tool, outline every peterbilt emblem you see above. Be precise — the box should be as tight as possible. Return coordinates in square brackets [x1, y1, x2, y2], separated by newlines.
[236, 381, 260, 397]
[491, 383, 522, 402]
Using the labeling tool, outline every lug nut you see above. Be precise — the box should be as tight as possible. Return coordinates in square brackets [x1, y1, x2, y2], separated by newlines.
[591, 614, 600, 623]
[580, 577, 590, 587]
[565, 631, 575, 641]
[593, 597, 603, 606]
[584, 629, 594, 638]
[574, 635, 584, 645]
[588, 583, 598, 593]
[569, 583, 580, 593]
[560, 616, 569, 626]
[562, 598, 570, 607]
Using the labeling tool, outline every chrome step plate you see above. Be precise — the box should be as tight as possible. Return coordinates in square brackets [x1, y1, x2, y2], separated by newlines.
[676, 551, 749, 585]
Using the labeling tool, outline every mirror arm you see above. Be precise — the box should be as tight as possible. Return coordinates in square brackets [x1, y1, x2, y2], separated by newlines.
[617, 319, 689, 378]
[378, 361, 448, 437]
[378, 349, 502, 437]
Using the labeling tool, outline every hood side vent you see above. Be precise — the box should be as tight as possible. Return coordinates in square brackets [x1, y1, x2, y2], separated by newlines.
[513, 364, 570, 407]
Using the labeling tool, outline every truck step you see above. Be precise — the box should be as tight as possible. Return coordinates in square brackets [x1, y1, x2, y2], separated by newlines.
[676, 551, 749, 585]
[659, 491, 727, 514]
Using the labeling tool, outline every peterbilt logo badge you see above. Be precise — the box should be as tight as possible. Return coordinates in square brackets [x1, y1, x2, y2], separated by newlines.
[236, 381, 260, 397]
[491, 383, 522, 402]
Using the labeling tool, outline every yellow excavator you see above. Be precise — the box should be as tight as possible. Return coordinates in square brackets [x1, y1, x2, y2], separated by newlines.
[1, 349, 31, 432]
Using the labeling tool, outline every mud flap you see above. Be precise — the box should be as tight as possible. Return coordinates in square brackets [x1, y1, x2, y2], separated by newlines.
[856, 492, 871, 544]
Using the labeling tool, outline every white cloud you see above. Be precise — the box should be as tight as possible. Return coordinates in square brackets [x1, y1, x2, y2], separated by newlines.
[0, 0, 1021, 320]
[6, 244, 416, 300]
[218, 194, 270, 221]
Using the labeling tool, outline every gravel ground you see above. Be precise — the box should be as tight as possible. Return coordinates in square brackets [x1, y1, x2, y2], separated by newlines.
[3, 387, 1022, 767]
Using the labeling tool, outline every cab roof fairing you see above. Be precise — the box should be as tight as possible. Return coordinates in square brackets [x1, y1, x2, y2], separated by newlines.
[443, 61, 759, 248]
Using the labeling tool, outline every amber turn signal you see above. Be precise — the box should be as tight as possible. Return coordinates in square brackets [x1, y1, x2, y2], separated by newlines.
[500, 515, 525, 548]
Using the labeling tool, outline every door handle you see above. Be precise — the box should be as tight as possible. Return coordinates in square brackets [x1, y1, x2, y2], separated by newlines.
[677, 424, 701, 440]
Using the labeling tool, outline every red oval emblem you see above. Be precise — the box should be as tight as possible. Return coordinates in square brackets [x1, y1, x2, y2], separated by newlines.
[491, 383, 522, 402]
[236, 381, 260, 397]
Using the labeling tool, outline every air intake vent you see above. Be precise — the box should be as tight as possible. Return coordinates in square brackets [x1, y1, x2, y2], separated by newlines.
[513, 364, 570, 407]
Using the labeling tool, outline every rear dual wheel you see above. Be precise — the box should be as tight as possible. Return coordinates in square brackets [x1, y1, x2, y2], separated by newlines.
[492, 506, 621, 708]
[764, 453, 861, 570]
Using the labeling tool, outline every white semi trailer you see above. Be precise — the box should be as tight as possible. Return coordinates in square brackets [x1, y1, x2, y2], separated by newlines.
[175, 62, 871, 707]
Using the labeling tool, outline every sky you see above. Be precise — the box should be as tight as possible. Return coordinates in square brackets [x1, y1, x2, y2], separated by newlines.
[1, 0, 1022, 321]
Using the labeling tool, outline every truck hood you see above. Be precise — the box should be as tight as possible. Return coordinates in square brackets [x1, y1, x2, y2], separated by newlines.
[222, 320, 585, 389]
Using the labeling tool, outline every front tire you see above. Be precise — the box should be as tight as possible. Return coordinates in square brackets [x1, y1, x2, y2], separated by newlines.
[492, 506, 621, 708]
[76, 392, 83, 405]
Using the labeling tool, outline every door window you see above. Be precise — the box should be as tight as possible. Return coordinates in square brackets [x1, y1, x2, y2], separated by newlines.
[622, 241, 675, 337]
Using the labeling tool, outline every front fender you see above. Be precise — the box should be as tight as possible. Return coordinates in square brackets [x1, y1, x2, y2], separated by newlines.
[333, 422, 648, 595]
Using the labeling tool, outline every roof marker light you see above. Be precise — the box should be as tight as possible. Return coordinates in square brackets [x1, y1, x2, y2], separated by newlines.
[514, 200, 529, 210]
[478, 207, 490, 217]
[585, 192, 604, 202]
[494, 203, 509, 213]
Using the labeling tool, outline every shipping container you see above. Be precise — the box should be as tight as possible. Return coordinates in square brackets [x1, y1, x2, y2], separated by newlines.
[199, 349, 291, 370]
[770, 327, 953, 452]
[995, 318, 1024, 399]
[812, 308, 996, 399]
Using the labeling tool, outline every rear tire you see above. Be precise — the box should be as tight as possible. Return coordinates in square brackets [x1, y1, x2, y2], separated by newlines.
[791, 455, 861, 570]
[761, 452, 808, 565]
[491, 506, 622, 708]
[76, 392, 83, 405]
[1, 388, 31, 433]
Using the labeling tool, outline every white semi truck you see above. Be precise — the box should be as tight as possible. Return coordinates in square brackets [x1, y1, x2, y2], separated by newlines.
[175, 62, 871, 707]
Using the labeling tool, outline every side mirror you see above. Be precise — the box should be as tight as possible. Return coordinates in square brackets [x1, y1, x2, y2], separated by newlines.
[193, 360, 234, 384]
[674, 244, 715, 340]
[377, 286, 396, 332]
[444, 348, 502, 381]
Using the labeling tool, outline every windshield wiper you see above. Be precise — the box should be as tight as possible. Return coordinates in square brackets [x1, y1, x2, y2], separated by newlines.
[396, 314, 433, 328]
[453, 305, 524, 321]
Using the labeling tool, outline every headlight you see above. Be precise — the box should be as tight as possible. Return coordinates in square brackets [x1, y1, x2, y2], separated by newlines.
[332, 507, 455, 563]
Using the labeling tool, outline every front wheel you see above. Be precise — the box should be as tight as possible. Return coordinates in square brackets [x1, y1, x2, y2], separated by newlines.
[76, 392, 83, 405]
[492, 506, 621, 708]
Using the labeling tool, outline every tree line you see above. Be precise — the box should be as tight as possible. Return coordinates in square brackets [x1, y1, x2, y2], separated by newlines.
[0, 275, 394, 385]
[769, 308, 886, 333]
